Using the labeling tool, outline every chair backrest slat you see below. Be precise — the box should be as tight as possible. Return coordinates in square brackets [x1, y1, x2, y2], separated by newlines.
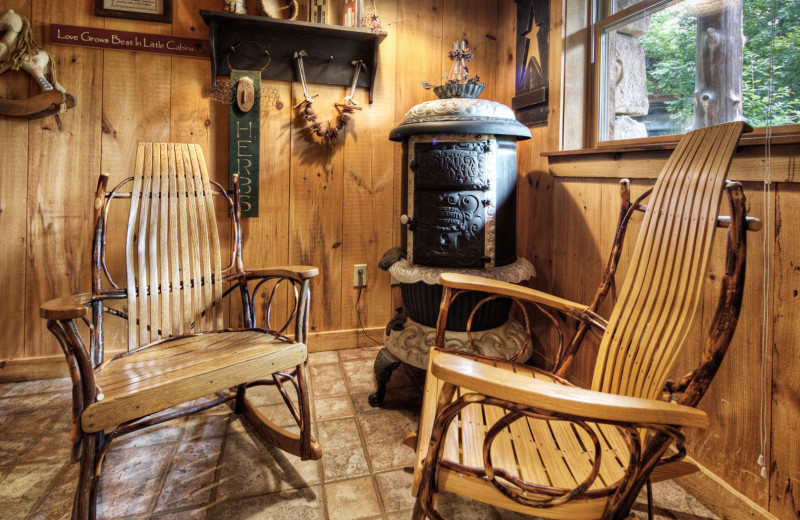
[167, 147, 181, 335]
[175, 146, 192, 336]
[591, 122, 746, 399]
[125, 143, 224, 350]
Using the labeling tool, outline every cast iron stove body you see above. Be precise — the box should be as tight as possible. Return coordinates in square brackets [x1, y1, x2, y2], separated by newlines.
[369, 98, 535, 407]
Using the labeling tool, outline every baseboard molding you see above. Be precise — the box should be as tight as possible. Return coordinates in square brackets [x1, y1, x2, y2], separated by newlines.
[307, 327, 385, 352]
[0, 327, 386, 382]
[675, 459, 778, 520]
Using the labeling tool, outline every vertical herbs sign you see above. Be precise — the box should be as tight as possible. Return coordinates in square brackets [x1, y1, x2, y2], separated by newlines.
[229, 70, 260, 217]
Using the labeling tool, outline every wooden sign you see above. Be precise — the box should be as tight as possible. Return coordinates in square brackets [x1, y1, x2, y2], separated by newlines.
[49, 24, 208, 58]
[229, 70, 261, 217]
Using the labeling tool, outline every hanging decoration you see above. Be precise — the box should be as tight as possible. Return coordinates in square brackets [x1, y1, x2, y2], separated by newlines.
[362, 0, 383, 31]
[0, 9, 76, 119]
[422, 40, 484, 99]
[294, 50, 364, 146]
[227, 42, 270, 217]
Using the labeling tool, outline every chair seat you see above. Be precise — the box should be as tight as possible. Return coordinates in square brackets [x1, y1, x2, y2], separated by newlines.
[81, 330, 307, 433]
[413, 353, 698, 519]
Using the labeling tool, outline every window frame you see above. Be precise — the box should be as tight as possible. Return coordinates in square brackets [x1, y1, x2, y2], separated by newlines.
[589, 0, 800, 149]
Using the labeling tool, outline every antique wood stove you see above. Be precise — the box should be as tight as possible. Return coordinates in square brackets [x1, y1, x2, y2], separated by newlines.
[369, 97, 535, 407]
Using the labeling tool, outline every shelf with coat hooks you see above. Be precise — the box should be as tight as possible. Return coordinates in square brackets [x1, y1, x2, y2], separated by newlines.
[200, 10, 386, 104]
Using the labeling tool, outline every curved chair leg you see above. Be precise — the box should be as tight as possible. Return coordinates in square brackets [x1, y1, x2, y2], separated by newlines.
[241, 362, 322, 461]
[368, 347, 401, 407]
[73, 432, 100, 520]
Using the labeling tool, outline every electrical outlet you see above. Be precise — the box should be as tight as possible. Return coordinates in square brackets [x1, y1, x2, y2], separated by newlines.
[353, 264, 367, 287]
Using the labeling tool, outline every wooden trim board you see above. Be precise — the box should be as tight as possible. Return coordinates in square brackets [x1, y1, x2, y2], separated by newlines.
[547, 143, 800, 182]
[0, 327, 385, 382]
[676, 461, 778, 520]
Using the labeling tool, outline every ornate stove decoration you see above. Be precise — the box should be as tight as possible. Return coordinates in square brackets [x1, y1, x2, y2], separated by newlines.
[369, 98, 534, 407]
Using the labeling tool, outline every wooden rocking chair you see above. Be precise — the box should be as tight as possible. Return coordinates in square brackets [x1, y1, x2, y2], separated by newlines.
[40, 143, 321, 520]
[412, 121, 759, 519]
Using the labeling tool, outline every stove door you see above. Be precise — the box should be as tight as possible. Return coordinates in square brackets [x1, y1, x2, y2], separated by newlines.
[411, 141, 489, 268]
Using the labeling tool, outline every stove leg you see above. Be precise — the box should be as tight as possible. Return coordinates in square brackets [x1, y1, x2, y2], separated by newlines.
[369, 347, 401, 407]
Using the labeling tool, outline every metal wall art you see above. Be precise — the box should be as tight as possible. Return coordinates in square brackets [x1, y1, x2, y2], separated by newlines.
[512, 0, 549, 125]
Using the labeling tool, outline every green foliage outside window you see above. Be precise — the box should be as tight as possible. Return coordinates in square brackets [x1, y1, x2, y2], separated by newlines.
[637, 0, 800, 128]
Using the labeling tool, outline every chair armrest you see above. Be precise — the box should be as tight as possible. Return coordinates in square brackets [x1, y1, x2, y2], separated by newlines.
[431, 351, 709, 429]
[242, 266, 319, 281]
[40, 293, 92, 320]
[440, 273, 590, 319]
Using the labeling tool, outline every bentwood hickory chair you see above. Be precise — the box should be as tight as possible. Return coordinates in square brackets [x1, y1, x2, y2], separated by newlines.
[40, 143, 321, 519]
[411, 121, 760, 519]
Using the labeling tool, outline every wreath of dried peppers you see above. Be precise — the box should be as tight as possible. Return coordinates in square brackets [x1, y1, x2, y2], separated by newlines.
[293, 50, 364, 146]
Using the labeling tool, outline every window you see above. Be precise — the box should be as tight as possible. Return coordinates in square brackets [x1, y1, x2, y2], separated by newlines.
[593, 0, 800, 145]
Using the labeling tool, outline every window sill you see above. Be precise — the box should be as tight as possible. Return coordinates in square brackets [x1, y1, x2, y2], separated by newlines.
[544, 131, 800, 182]
[545, 142, 800, 182]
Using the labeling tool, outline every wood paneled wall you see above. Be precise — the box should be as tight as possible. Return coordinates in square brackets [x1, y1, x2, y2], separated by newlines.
[0, 0, 503, 364]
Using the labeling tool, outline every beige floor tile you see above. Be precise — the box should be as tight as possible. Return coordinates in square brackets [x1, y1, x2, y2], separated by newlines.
[152, 507, 211, 519]
[111, 419, 186, 450]
[28, 463, 79, 520]
[351, 385, 423, 416]
[155, 437, 224, 512]
[342, 360, 418, 396]
[96, 444, 175, 518]
[324, 476, 382, 520]
[631, 480, 718, 520]
[385, 509, 414, 520]
[375, 469, 416, 512]
[313, 396, 355, 422]
[216, 432, 320, 500]
[308, 351, 340, 365]
[358, 411, 418, 472]
[0, 437, 38, 467]
[50, 408, 73, 433]
[0, 461, 66, 519]
[0, 394, 70, 440]
[337, 346, 382, 363]
[310, 363, 348, 398]
[245, 384, 293, 407]
[3, 378, 71, 396]
[436, 491, 502, 520]
[341, 359, 381, 394]
[317, 418, 370, 481]
[209, 486, 324, 520]
[21, 430, 72, 464]
[255, 403, 301, 428]
[182, 412, 230, 442]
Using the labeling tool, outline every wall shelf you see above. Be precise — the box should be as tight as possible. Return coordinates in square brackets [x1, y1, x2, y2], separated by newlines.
[200, 10, 386, 104]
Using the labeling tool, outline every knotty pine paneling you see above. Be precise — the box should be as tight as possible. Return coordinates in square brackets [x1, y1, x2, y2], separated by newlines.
[0, 0, 30, 360]
[770, 182, 800, 519]
[25, 0, 103, 358]
[1, 0, 503, 363]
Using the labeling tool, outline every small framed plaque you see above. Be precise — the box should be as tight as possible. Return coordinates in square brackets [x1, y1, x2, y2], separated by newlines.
[95, 0, 173, 23]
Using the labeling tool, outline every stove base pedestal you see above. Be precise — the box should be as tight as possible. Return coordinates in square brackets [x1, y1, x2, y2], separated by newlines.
[368, 317, 529, 407]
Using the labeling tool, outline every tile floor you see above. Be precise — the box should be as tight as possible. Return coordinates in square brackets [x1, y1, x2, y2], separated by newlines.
[0, 346, 719, 520]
